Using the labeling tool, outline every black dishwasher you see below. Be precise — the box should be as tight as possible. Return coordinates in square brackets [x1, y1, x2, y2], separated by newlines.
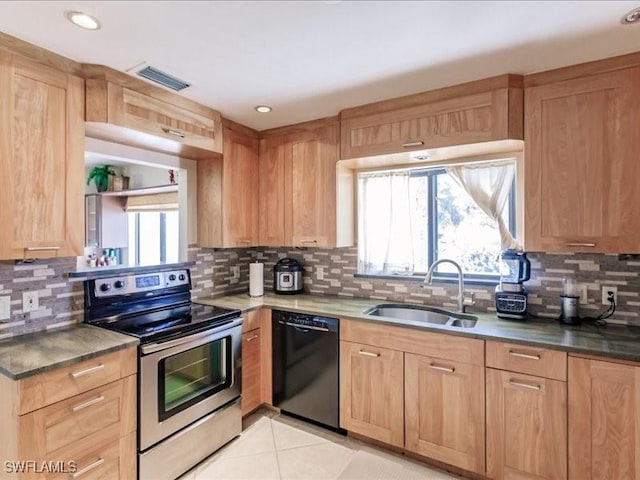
[272, 310, 341, 431]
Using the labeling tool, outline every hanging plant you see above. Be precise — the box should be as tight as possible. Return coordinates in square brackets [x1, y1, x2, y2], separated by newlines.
[87, 165, 116, 192]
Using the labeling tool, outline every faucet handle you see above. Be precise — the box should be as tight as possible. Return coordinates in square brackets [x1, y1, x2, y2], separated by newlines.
[463, 292, 476, 307]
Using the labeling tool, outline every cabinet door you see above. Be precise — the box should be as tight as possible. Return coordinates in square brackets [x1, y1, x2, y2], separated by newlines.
[569, 357, 640, 480]
[339, 340, 404, 447]
[487, 368, 567, 480]
[223, 125, 259, 247]
[405, 353, 485, 474]
[0, 52, 84, 259]
[241, 328, 262, 416]
[525, 67, 640, 253]
[290, 124, 338, 247]
[259, 136, 288, 246]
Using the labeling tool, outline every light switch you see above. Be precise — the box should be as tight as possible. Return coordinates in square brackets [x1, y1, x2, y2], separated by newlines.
[0, 296, 10, 321]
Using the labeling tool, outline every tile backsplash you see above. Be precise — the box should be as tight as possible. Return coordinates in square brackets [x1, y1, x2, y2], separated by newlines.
[2, 245, 639, 338]
[256, 247, 640, 325]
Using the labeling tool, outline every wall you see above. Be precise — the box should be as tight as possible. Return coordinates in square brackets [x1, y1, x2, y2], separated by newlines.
[256, 247, 640, 325]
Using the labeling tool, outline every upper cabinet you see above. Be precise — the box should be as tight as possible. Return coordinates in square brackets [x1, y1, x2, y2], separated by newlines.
[340, 74, 524, 160]
[0, 51, 85, 260]
[259, 118, 354, 248]
[198, 120, 259, 248]
[524, 65, 640, 253]
[84, 65, 222, 160]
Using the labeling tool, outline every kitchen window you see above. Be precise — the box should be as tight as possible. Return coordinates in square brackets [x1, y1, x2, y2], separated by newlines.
[128, 211, 179, 265]
[357, 160, 518, 282]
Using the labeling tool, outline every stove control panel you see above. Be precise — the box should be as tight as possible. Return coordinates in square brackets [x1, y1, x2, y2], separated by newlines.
[94, 269, 190, 298]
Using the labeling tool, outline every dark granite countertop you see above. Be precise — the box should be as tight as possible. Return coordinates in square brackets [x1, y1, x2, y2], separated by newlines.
[0, 324, 138, 380]
[68, 261, 195, 280]
[195, 292, 640, 363]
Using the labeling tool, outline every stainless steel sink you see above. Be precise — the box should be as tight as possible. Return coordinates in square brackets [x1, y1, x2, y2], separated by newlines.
[363, 304, 477, 328]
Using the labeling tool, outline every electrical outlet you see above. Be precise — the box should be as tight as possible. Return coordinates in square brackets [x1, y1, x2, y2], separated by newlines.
[578, 283, 588, 305]
[601, 285, 618, 305]
[230, 266, 240, 279]
[316, 266, 324, 280]
[0, 296, 10, 321]
[22, 291, 39, 313]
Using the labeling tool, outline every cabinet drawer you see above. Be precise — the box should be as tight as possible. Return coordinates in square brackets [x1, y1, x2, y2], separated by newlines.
[44, 431, 135, 480]
[341, 319, 484, 366]
[486, 341, 567, 381]
[19, 348, 137, 414]
[19, 376, 136, 456]
[242, 310, 261, 333]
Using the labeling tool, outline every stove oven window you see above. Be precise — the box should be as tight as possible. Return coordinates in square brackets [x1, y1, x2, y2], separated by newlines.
[158, 336, 231, 420]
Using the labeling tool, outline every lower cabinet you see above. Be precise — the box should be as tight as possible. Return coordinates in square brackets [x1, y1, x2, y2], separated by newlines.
[486, 368, 567, 480]
[339, 341, 404, 447]
[240, 308, 272, 416]
[241, 327, 262, 415]
[568, 356, 640, 480]
[339, 320, 485, 475]
[0, 347, 137, 480]
[405, 353, 485, 474]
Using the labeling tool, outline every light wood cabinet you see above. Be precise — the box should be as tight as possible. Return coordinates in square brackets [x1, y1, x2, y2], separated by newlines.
[0, 347, 137, 480]
[486, 341, 567, 381]
[486, 368, 567, 480]
[568, 356, 640, 480]
[339, 340, 404, 447]
[198, 120, 259, 248]
[524, 67, 640, 253]
[259, 117, 353, 248]
[405, 353, 485, 474]
[0, 51, 84, 260]
[339, 75, 523, 160]
[241, 309, 273, 415]
[340, 319, 484, 473]
[84, 65, 222, 159]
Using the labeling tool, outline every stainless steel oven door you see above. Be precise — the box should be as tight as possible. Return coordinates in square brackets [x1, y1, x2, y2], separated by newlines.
[139, 317, 242, 451]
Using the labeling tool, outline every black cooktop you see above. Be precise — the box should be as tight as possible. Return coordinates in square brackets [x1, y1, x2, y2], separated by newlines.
[92, 302, 241, 343]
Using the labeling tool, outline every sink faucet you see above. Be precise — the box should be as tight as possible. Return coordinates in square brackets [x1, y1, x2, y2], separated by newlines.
[424, 259, 469, 313]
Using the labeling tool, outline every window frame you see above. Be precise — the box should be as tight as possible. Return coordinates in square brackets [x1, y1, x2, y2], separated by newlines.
[356, 165, 517, 285]
[129, 211, 171, 265]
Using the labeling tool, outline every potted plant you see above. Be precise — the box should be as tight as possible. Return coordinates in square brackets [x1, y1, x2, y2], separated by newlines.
[87, 165, 116, 192]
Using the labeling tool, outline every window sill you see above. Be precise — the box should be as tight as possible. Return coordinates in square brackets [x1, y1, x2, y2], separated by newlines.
[354, 273, 499, 287]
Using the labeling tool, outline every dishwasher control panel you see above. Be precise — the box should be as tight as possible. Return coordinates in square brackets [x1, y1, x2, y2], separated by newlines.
[273, 310, 339, 332]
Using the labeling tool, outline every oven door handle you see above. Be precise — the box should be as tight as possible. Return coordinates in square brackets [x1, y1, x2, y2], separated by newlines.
[141, 317, 243, 355]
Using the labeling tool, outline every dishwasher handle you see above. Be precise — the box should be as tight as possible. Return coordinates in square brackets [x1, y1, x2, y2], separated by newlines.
[278, 320, 330, 332]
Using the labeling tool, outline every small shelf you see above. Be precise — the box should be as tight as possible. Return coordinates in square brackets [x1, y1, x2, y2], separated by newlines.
[92, 184, 178, 197]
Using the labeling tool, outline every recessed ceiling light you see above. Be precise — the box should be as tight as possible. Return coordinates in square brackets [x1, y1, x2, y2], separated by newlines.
[621, 7, 640, 24]
[255, 105, 272, 113]
[65, 11, 101, 30]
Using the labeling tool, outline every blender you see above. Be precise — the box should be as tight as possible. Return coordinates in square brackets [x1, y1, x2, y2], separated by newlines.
[495, 250, 530, 320]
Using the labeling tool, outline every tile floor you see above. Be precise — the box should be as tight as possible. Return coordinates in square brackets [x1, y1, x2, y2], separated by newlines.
[179, 409, 461, 480]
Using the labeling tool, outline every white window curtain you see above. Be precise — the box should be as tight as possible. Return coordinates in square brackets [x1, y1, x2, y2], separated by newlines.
[446, 160, 520, 251]
[358, 171, 414, 275]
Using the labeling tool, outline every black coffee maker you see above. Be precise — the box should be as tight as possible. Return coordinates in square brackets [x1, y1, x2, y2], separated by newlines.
[495, 250, 530, 320]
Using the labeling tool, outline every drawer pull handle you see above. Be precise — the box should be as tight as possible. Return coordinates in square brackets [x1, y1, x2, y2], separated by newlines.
[429, 363, 455, 374]
[237, 239, 252, 244]
[300, 240, 318, 244]
[71, 395, 105, 412]
[162, 127, 186, 138]
[508, 350, 541, 361]
[358, 350, 380, 358]
[24, 246, 61, 251]
[565, 242, 596, 247]
[70, 458, 104, 478]
[402, 141, 424, 148]
[509, 380, 541, 391]
[246, 335, 259, 342]
[70, 364, 105, 379]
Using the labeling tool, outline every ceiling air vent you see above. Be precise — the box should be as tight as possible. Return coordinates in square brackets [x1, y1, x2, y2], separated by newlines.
[136, 66, 191, 91]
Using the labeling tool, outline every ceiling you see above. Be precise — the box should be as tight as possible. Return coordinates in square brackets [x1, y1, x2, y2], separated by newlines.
[0, 1, 639, 130]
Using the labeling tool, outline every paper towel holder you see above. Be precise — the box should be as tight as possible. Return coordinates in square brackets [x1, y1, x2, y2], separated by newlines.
[249, 261, 264, 298]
